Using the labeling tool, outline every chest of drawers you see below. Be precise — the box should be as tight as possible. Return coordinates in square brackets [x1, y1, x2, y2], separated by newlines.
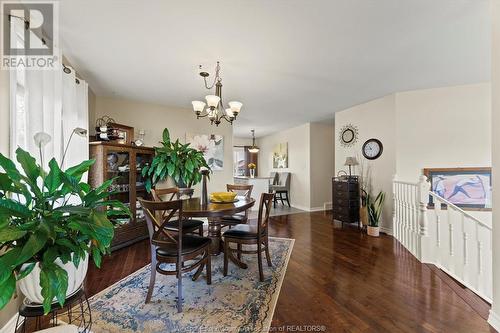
[332, 177, 360, 227]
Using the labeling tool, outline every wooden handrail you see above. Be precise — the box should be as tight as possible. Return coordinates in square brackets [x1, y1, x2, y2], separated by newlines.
[428, 191, 491, 230]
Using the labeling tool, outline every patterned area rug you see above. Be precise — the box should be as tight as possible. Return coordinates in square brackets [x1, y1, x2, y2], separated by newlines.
[88, 237, 294, 333]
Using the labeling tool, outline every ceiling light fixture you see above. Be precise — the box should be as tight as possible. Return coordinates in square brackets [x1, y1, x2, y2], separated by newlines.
[191, 61, 242, 126]
[248, 129, 259, 153]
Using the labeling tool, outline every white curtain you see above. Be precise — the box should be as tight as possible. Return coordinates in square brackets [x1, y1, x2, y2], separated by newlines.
[10, 63, 89, 169]
[62, 66, 89, 170]
[9, 16, 89, 170]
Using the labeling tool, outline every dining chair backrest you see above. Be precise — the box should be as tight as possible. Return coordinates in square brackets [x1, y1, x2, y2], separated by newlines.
[257, 192, 274, 237]
[278, 172, 291, 190]
[227, 184, 253, 199]
[151, 187, 179, 202]
[139, 198, 183, 250]
[270, 172, 279, 185]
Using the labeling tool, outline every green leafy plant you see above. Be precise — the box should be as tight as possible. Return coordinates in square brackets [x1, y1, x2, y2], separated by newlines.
[142, 128, 210, 191]
[0, 148, 129, 314]
[367, 191, 385, 227]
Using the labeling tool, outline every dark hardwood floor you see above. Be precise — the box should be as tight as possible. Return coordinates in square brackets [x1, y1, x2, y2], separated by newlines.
[85, 211, 495, 333]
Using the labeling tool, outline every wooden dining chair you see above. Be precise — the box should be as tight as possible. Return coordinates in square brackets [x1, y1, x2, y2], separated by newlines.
[220, 184, 253, 229]
[151, 188, 204, 236]
[139, 198, 211, 312]
[222, 192, 274, 282]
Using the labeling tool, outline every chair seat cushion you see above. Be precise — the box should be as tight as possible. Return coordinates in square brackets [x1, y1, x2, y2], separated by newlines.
[269, 185, 287, 191]
[223, 224, 262, 239]
[156, 235, 211, 257]
[221, 213, 247, 224]
[165, 219, 204, 231]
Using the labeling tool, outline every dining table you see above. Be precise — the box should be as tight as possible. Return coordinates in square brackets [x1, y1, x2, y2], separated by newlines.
[182, 196, 255, 259]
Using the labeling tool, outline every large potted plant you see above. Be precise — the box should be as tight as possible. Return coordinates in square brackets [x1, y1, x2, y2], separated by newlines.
[366, 191, 385, 237]
[0, 136, 129, 314]
[142, 128, 210, 193]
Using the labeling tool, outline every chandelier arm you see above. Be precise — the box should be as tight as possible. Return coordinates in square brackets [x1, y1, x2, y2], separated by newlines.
[203, 76, 217, 90]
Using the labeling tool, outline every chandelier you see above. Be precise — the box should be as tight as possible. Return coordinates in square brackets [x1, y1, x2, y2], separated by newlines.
[191, 61, 242, 126]
[248, 129, 259, 153]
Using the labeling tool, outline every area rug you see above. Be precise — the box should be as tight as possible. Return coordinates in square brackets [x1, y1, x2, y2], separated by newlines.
[87, 237, 294, 333]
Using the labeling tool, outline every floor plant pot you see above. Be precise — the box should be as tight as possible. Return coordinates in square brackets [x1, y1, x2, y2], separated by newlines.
[18, 252, 89, 305]
[367, 226, 380, 237]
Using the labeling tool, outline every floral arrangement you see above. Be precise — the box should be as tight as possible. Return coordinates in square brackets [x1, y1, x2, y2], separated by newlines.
[248, 163, 256, 170]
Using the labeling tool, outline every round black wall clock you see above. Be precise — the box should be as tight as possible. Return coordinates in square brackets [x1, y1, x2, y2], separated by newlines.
[362, 138, 383, 160]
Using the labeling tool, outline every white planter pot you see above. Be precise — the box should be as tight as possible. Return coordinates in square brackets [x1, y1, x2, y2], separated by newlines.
[18, 252, 89, 304]
[367, 226, 380, 237]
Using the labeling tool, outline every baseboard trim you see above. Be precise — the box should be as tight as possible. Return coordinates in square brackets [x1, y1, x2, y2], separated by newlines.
[380, 227, 393, 235]
[290, 204, 326, 212]
[0, 312, 20, 333]
[488, 309, 500, 331]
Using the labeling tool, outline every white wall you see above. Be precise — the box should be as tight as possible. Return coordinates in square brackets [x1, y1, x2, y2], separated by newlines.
[395, 83, 491, 180]
[396, 83, 492, 224]
[310, 122, 335, 209]
[335, 95, 397, 230]
[256, 122, 335, 211]
[489, 0, 500, 330]
[94, 97, 234, 195]
[257, 123, 311, 210]
[335, 83, 492, 232]
[232, 137, 253, 146]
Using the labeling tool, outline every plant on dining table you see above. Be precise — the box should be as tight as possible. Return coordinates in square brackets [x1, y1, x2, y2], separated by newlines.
[0, 144, 130, 314]
[142, 128, 210, 191]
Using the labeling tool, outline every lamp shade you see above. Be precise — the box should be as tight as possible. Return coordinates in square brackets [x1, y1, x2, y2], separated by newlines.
[344, 156, 359, 166]
[192, 100, 206, 112]
[228, 101, 242, 113]
[225, 108, 234, 118]
[205, 95, 220, 108]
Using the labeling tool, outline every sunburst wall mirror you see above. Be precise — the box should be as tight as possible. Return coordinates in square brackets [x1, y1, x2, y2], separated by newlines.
[339, 124, 358, 148]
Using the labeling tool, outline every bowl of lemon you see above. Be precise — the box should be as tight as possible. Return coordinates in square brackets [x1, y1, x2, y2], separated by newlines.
[210, 192, 238, 203]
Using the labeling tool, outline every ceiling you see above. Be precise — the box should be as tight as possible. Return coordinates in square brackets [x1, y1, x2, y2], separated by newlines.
[59, 0, 490, 138]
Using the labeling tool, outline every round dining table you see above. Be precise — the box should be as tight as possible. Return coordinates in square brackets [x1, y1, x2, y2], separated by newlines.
[182, 196, 255, 256]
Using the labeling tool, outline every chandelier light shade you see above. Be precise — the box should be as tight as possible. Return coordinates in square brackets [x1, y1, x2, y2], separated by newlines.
[248, 129, 259, 153]
[205, 95, 220, 108]
[228, 101, 243, 115]
[191, 61, 242, 126]
[192, 101, 206, 114]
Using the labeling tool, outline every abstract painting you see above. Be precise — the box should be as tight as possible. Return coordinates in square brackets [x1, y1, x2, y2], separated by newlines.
[186, 133, 224, 170]
[424, 168, 492, 210]
[272, 142, 288, 168]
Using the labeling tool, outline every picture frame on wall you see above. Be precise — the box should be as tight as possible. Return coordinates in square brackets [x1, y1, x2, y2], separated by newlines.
[424, 167, 492, 211]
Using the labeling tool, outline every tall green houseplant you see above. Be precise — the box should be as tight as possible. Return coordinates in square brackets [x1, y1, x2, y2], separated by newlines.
[0, 147, 129, 314]
[142, 128, 210, 191]
[367, 191, 386, 227]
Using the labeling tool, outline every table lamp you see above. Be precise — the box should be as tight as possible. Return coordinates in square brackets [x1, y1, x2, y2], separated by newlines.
[344, 157, 359, 177]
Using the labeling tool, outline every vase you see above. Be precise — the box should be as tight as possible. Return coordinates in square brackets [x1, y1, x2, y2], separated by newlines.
[359, 205, 368, 226]
[367, 226, 380, 237]
[18, 252, 89, 304]
[250, 169, 255, 178]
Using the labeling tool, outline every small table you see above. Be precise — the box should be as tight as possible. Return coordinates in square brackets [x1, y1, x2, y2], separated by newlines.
[182, 196, 255, 256]
[15, 288, 91, 333]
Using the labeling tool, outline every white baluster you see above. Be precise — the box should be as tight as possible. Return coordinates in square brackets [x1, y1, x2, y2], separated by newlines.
[478, 240, 483, 275]
[393, 176, 397, 240]
[463, 232, 468, 266]
[435, 204, 441, 248]
[449, 221, 454, 256]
